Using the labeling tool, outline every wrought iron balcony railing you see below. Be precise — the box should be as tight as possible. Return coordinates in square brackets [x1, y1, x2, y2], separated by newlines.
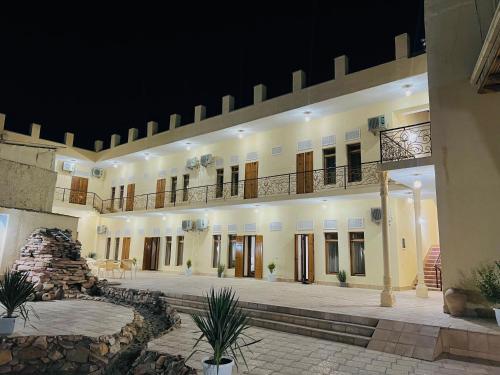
[380, 122, 431, 162]
[54, 187, 104, 212]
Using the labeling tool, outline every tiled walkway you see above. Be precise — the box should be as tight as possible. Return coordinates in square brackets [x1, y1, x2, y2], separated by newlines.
[8, 300, 134, 337]
[150, 314, 500, 374]
[118, 272, 500, 334]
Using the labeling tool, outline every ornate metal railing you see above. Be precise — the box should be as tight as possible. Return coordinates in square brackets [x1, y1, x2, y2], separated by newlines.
[53, 187, 104, 212]
[380, 122, 431, 162]
[97, 161, 381, 214]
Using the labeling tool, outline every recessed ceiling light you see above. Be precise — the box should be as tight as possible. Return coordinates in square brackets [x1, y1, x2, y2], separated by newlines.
[413, 180, 422, 189]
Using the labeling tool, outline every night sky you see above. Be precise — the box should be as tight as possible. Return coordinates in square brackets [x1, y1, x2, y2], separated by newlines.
[0, 2, 425, 150]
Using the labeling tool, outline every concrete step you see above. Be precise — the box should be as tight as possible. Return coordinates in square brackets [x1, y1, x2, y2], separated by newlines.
[172, 304, 372, 347]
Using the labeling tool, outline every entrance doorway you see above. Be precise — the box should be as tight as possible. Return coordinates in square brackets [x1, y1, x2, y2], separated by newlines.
[296, 152, 313, 194]
[294, 234, 314, 283]
[122, 237, 131, 260]
[244, 162, 258, 199]
[234, 235, 263, 279]
[69, 176, 88, 204]
[143, 237, 160, 270]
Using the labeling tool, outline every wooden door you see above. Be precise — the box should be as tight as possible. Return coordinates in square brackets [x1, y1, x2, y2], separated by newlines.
[126, 183, 135, 211]
[150, 237, 160, 271]
[155, 178, 166, 208]
[122, 237, 131, 259]
[143, 237, 152, 270]
[244, 162, 258, 199]
[296, 152, 313, 194]
[234, 236, 244, 277]
[255, 235, 263, 279]
[69, 176, 88, 204]
[307, 234, 315, 283]
[294, 234, 299, 281]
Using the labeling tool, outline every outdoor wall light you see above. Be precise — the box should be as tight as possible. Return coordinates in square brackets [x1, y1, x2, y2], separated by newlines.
[185, 142, 191, 151]
[413, 180, 422, 189]
[403, 84, 412, 97]
[112, 162, 118, 168]
[303, 110, 312, 122]
[144, 153, 150, 161]
[238, 129, 244, 139]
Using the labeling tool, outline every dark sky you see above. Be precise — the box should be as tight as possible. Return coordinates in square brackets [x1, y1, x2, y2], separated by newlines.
[0, 2, 425, 150]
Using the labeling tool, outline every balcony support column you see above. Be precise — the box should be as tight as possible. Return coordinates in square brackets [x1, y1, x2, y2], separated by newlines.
[413, 185, 429, 298]
[379, 170, 395, 307]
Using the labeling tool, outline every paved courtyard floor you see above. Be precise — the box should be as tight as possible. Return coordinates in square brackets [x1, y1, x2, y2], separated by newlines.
[118, 272, 500, 334]
[150, 313, 500, 374]
[7, 299, 134, 337]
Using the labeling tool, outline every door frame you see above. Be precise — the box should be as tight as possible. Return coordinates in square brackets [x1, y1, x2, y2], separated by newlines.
[143, 237, 160, 271]
[234, 234, 263, 279]
[294, 233, 315, 283]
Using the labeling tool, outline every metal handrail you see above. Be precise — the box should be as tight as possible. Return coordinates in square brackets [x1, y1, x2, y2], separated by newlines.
[379, 122, 432, 162]
[53, 187, 105, 212]
[433, 253, 442, 291]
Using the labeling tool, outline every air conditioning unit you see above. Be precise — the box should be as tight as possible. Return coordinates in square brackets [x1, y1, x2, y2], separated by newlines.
[185, 157, 199, 170]
[182, 220, 193, 232]
[195, 218, 209, 231]
[91, 167, 104, 178]
[371, 207, 382, 224]
[368, 115, 387, 134]
[96, 225, 108, 234]
[62, 161, 75, 172]
[200, 154, 213, 167]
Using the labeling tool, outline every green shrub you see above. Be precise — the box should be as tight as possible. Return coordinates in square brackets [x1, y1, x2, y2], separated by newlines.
[337, 270, 347, 283]
[267, 262, 276, 274]
[475, 261, 500, 306]
[217, 264, 225, 277]
[186, 259, 192, 269]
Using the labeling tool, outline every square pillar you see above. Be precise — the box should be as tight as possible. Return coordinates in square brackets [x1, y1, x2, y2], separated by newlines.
[222, 95, 235, 114]
[110, 134, 121, 148]
[292, 70, 306, 91]
[94, 140, 104, 152]
[334, 55, 349, 79]
[253, 84, 267, 104]
[395, 33, 410, 59]
[64, 132, 74, 147]
[128, 128, 139, 143]
[0, 113, 5, 132]
[170, 114, 181, 130]
[30, 123, 41, 139]
[194, 105, 206, 122]
[147, 121, 158, 137]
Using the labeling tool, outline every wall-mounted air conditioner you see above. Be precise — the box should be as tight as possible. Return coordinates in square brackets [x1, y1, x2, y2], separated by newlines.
[196, 218, 209, 231]
[182, 220, 194, 231]
[368, 115, 387, 134]
[371, 207, 382, 224]
[92, 167, 104, 178]
[186, 157, 199, 170]
[97, 225, 108, 234]
[200, 154, 213, 167]
[62, 161, 75, 172]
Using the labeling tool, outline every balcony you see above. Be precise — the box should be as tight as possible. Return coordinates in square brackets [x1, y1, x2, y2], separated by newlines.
[54, 188, 104, 212]
[379, 122, 431, 163]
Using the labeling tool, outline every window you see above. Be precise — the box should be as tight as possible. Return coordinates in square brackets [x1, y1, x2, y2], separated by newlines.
[176, 236, 184, 266]
[105, 237, 111, 259]
[350, 232, 365, 276]
[119, 185, 125, 209]
[114, 238, 120, 260]
[182, 174, 189, 202]
[323, 148, 336, 185]
[228, 235, 236, 268]
[111, 187, 116, 209]
[165, 236, 172, 266]
[231, 166, 239, 196]
[325, 233, 339, 274]
[216, 169, 224, 198]
[171, 177, 177, 203]
[212, 235, 221, 268]
[347, 143, 361, 183]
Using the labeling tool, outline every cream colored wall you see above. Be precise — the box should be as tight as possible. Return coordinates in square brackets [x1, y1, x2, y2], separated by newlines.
[0, 207, 79, 270]
[58, 92, 428, 201]
[54, 160, 107, 199]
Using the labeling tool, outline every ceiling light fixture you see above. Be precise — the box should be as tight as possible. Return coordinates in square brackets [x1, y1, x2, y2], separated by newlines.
[186, 142, 191, 151]
[238, 130, 244, 139]
[303, 110, 312, 122]
[112, 162, 118, 168]
[413, 180, 422, 189]
[403, 84, 412, 97]
[144, 153, 150, 161]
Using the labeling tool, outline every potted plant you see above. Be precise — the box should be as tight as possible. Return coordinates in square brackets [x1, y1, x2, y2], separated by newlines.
[0, 270, 38, 335]
[217, 264, 225, 278]
[267, 262, 276, 282]
[189, 287, 260, 374]
[337, 270, 347, 287]
[475, 261, 500, 326]
[185, 259, 193, 276]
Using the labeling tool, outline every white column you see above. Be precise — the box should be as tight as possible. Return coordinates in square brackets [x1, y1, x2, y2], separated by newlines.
[413, 183, 429, 298]
[379, 171, 395, 307]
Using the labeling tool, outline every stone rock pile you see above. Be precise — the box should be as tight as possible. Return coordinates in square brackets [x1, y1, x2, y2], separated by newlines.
[12, 228, 96, 300]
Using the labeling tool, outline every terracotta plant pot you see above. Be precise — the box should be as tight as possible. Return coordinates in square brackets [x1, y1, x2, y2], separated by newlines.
[444, 288, 467, 317]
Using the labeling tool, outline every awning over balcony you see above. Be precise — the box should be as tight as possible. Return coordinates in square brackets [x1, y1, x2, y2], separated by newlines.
[471, 5, 500, 93]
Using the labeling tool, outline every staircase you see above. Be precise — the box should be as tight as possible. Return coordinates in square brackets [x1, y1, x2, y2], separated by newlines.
[163, 293, 378, 347]
[415, 246, 441, 291]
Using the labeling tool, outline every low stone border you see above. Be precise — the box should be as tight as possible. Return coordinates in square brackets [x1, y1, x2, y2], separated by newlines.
[128, 351, 196, 375]
[0, 311, 144, 374]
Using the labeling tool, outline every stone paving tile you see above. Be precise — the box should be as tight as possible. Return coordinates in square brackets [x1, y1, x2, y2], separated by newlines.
[7, 300, 134, 337]
[148, 314, 500, 374]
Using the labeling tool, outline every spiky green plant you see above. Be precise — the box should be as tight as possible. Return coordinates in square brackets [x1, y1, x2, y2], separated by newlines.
[337, 269, 347, 283]
[267, 262, 276, 274]
[475, 261, 500, 306]
[217, 264, 225, 278]
[188, 287, 260, 372]
[186, 259, 192, 269]
[0, 270, 38, 324]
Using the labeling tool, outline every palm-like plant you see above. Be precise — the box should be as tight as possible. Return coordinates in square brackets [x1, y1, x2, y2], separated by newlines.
[189, 287, 260, 372]
[0, 270, 38, 323]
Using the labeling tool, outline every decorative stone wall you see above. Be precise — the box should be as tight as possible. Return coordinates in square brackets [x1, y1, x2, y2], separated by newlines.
[12, 228, 96, 300]
[128, 350, 196, 375]
[0, 312, 144, 374]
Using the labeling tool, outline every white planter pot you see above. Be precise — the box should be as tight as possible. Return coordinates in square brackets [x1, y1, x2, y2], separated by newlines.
[494, 308, 500, 326]
[218, 273, 225, 278]
[267, 273, 277, 282]
[0, 316, 17, 335]
[185, 269, 192, 276]
[202, 357, 234, 375]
